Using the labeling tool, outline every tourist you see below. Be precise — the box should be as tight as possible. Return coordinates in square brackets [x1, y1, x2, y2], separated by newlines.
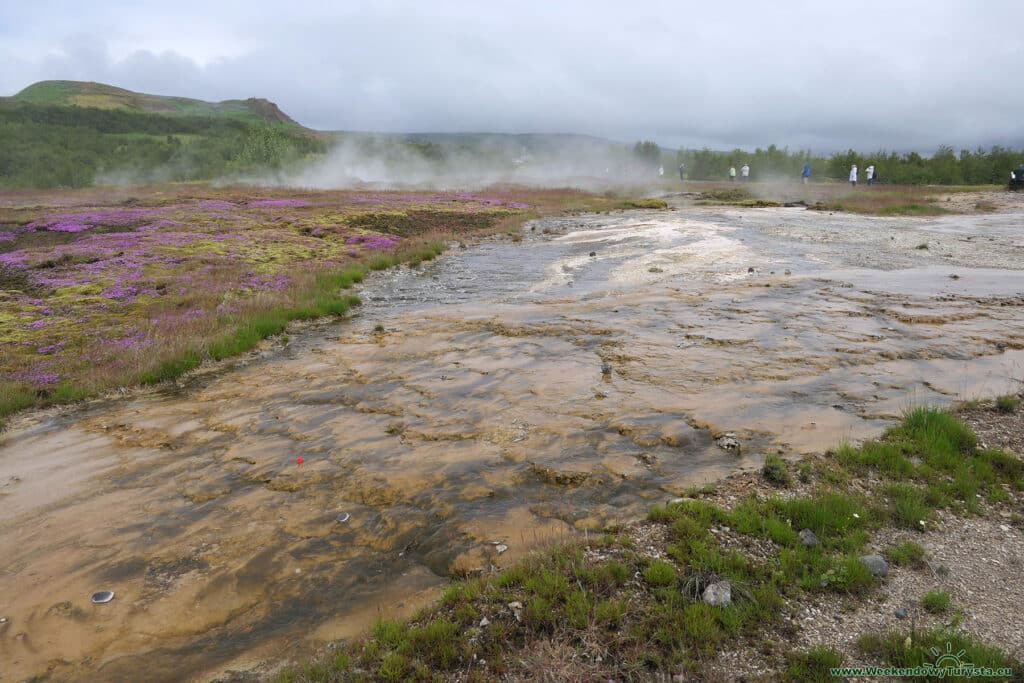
[729, 166, 736, 182]
[802, 162, 811, 184]
[866, 164, 875, 186]
[849, 164, 858, 187]
[741, 164, 750, 182]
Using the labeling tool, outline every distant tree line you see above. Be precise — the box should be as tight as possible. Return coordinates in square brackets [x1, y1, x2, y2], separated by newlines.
[0, 103, 326, 189]
[653, 143, 1024, 185]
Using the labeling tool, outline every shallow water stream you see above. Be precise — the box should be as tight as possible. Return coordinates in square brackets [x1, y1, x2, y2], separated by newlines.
[1, 203, 1023, 681]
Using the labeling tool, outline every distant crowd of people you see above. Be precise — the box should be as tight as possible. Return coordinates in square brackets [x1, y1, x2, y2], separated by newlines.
[675, 161, 879, 185]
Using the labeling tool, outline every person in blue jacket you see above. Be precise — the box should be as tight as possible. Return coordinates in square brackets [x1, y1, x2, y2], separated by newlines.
[801, 162, 811, 184]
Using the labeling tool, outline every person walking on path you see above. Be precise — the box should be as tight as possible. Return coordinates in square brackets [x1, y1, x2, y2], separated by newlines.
[729, 166, 737, 182]
[679, 163, 686, 181]
[741, 164, 750, 182]
[866, 164, 875, 186]
[801, 162, 811, 184]
[849, 164, 858, 187]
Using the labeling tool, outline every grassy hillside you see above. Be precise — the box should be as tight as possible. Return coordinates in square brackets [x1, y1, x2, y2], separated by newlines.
[9, 80, 299, 126]
[0, 82, 325, 189]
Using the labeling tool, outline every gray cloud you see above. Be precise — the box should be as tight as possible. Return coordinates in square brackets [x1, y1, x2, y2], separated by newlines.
[3, 0, 1023, 152]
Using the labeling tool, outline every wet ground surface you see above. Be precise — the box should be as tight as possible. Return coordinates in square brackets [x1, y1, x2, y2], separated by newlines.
[1, 202, 1023, 681]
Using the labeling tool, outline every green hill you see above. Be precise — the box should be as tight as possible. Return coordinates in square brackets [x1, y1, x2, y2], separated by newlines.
[8, 80, 300, 126]
[0, 81, 325, 189]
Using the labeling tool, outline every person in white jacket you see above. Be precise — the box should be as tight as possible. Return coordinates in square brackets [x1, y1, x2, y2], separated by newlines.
[866, 165, 875, 186]
[849, 164, 858, 187]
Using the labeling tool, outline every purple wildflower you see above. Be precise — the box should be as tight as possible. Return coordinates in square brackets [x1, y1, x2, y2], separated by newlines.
[8, 368, 60, 386]
[100, 284, 139, 300]
[36, 341, 66, 354]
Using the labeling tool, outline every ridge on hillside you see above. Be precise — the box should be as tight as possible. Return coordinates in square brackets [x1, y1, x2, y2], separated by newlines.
[8, 80, 300, 127]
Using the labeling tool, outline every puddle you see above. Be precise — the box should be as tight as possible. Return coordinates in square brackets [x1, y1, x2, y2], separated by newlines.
[1, 205, 1023, 681]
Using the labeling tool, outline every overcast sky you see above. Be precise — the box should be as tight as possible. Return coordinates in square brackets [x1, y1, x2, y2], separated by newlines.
[2, 1, 1022, 152]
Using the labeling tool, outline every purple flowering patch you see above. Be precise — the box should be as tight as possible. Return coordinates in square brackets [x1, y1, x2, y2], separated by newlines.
[249, 199, 310, 208]
[198, 200, 238, 210]
[106, 329, 149, 349]
[241, 273, 290, 291]
[27, 208, 166, 234]
[101, 284, 139, 300]
[36, 341, 66, 355]
[8, 368, 60, 386]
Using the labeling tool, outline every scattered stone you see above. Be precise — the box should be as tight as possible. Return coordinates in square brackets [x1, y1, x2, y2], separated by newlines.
[91, 590, 115, 604]
[799, 529, 820, 547]
[508, 601, 523, 622]
[702, 580, 732, 607]
[601, 361, 612, 376]
[949, 273, 960, 280]
[895, 607, 908, 619]
[479, 617, 490, 627]
[335, 512, 351, 523]
[589, 251, 596, 257]
[859, 554, 888, 577]
[784, 269, 792, 275]
[495, 544, 508, 554]
[716, 433, 741, 453]
[747, 267, 755, 273]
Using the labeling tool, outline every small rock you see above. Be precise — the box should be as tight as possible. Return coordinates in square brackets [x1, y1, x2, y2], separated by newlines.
[859, 554, 888, 577]
[1000, 524, 1011, 532]
[589, 251, 596, 257]
[702, 580, 732, 607]
[495, 544, 508, 554]
[747, 267, 755, 273]
[479, 617, 490, 627]
[895, 607, 908, 619]
[784, 269, 792, 275]
[716, 433, 741, 453]
[798, 529, 820, 547]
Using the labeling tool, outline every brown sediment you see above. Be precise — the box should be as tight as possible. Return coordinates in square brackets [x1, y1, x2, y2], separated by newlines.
[1, 200, 1024, 680]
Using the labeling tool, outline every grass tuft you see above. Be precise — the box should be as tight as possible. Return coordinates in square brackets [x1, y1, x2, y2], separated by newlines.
[996, 394, 1020, 414]
[785, 646, 844, 682]
[920, 590, 952, 614]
